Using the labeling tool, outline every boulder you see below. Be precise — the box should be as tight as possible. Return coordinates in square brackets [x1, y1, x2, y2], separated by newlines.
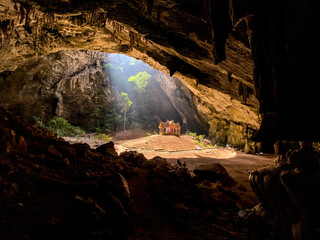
[193, 163, 237, 187]
[120, 151, 148, 167]
[0, 106, 134, 239]
[96, 141, 118, 157]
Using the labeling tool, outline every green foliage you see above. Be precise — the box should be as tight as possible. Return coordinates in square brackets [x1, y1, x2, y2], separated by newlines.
[128, 71, 151, 94]
[88, 108, 122, 133]
[47, 117, 85, 137]
[32, 116, 46, 128]
[198, 135, 205, 141]
[186, 132, 197, 137]
[195, 134, 206, 147]
[99, 109, 122, 132]
[145, 133, 152, 144]
[96, 87, 107, 97]
[90, 108, 102, 128]
[120, 92, 133, 111]
[120, 92, 132, 131]
[129, 59, 136, 65]
[32, 115, 85, 137]
[186, 132, 212, 148]
[94, 133, 112, 142]
[153, 131, 159, 135]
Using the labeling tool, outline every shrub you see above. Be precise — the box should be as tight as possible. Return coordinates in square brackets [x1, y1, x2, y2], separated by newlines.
[32, 116, 46, 128]
[47, 117, 85, 137]
[186, 132, 197, 137]
[94, 134, 112, 142]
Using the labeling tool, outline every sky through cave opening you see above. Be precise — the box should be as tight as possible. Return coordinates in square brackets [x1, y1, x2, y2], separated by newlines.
[100, 53, 205, 135]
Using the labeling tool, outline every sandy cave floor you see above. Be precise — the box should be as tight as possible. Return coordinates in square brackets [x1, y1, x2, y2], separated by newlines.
[64, 130, 276, 206]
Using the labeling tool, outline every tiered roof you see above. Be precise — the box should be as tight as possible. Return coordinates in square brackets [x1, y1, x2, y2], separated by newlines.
[159, 120, 181, 129]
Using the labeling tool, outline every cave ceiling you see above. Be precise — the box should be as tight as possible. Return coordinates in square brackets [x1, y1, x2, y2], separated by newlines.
[1, 0, 318, 141]
[0, 0, 257, 105]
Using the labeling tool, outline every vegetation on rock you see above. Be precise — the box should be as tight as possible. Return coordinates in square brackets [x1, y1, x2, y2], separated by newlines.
[33, 116, 85, 137]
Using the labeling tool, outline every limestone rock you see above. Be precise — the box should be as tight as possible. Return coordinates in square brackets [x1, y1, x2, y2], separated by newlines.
[120, 151, 148, 168]
[0, 50, 114, 129]
[194, 163, 237, 187]
[0, 0, 260, 147]
[0, 106, 133, 239]
[249, 144, 320, 239]
[96, 141, 118, 157]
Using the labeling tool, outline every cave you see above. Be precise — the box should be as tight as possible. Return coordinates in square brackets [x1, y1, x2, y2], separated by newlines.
[0, 1, 319, 240]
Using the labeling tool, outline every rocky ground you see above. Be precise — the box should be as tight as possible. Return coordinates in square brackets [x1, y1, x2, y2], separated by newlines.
[1, 107, 278, 240]
[66, 130, 275, 208]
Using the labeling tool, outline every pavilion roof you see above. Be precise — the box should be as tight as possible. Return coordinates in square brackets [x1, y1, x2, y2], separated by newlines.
[159, 120, 181, 128]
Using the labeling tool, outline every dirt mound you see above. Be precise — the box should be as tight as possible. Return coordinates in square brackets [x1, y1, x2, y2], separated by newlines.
[121, 135, 199, 151]
[112, 129, 152, 141]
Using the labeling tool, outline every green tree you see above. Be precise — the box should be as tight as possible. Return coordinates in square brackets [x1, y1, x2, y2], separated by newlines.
[90, 108, 102, 129]
[120, 92, 132, 131]
[128, 71, 151, 94]
[100, 108, 122, 132]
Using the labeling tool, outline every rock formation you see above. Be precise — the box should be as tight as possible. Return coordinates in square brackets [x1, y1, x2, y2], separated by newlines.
[0, 0, 319, 239]
[0, 0, 260, 146]
[153, 72, 209, 134]
[0, 106, 253, 239]
[0, 50, 114, 129]
[249, 141, 320, 239]
[0, 0, 318, 141]
[0, 106, 133, 239]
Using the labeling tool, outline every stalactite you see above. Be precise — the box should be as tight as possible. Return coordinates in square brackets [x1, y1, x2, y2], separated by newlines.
[112, 21, 122, 35]
[0, 29, 4, 49]
[169, 68, 176, 77]
[238, 81, 250, 104]
[227, 72, 232, 82]
[13, 2, 18, 11]
[147, 0, 155, 15]
[19, 5, 26, 24]
[140, 0, 156, 15]
[129, 31, 135, 48]
[129, 31, 142, 49]
[203, 0, 231, 64]
[243, 84, 248, 103]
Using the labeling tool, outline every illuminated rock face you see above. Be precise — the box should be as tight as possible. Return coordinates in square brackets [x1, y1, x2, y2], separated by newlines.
[0, 0, 260, 146]
[0, 0, 319, 142]
[0, 0, 319, 239]
[0, 50, 114, 129]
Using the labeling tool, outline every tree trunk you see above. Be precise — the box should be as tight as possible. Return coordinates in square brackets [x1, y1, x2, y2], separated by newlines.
[123, 105, 127, 132]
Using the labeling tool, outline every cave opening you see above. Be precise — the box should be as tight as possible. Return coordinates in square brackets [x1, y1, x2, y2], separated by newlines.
[102, 53, 185, 134]
[1, 0, 319, 239]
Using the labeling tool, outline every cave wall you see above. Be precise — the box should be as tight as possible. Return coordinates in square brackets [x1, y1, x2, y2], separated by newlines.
[251, 0, 320, 142]
[0, 0, 260, 144]
[0, 0, 319, 239]
[153, 72, 209, 134]
[0, 50, 114, 129]
[1, 0, 317, 142]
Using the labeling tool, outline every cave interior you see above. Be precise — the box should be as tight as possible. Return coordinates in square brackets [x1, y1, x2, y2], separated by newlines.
[0, 0, 319, 239]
